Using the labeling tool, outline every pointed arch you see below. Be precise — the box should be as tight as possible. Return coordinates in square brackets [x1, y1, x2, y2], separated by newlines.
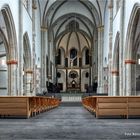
[1, 4, 17, 60]
[0, 29, 9, 57]
[112, 32, 120, 70]
[125, 3, 140, 60]
[23, 32, 31, 69]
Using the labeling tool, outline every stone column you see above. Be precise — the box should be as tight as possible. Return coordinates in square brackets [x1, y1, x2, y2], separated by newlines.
[79, 68, 81, 91]
[25, 69, 33, 96]
[92, 37, 98, 84]
[41, 27, 47, 92]
[52, 46, 56, 84]
[108, 0, 113, 96]
[111, 70, 119, 96]
[125, 60, 136, 96]
[32, 1, 37, 95]
[7, 60, 18, 96]
[120, 0, 125, 96]
[18, 0, 23, 96]
[48, 41, 51, 78]
[97, 26, 104, 93]
[66, 69, 68, 92]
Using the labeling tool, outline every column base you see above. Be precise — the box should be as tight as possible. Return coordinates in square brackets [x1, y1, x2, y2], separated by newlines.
[97, 86, 104, 94]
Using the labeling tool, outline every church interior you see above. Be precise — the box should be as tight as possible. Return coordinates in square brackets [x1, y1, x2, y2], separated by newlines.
[0, 0, 140, 139]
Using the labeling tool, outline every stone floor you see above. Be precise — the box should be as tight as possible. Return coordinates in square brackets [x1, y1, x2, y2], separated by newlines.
[0, 106, 140, 140]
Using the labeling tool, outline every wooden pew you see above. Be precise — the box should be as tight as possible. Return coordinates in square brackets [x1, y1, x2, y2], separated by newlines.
[127, 97, 140, 118]
[82, 96, 140, 119]
[96, 97, 127, 118]
[0, 97, 31, 118]
[0, 96, 60, 118]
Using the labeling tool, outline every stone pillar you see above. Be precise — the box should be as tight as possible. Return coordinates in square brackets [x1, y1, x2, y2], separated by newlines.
[52, 46, 56, 83]
[7, 60, 18, 96]
[120, 0, 125, 96]
[18, 0, 23, 96]
[92, 37, 98, 84]
[111, 70, 119, 96]
[48, 41, 51, 77]
[41, 27, 47, 92]
[97, 26, 104, 93]
[25, 69, 33, 96]
[66, 69, 68, 92]
[108, 0, 113, 96]
[89, 67, 92, 86]
[32, 1, 37, 95]
[125, 60, 136, 96]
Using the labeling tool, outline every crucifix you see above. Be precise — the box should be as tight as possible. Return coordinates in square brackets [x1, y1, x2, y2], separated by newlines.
[70, 56, 77, 67]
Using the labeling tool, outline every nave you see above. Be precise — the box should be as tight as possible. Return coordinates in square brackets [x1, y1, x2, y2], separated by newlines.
[0, 106, 140, 140]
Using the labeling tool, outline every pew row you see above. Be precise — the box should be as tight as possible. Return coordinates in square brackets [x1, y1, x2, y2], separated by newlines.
[0, 96, 60, 118]
[82, 96, 140, 118]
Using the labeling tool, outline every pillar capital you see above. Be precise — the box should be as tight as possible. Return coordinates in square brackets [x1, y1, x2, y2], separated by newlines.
[97, 25, 104, 32]
[6, 60, 18, 65]
[111, 70, 119, 76]
[25, 69, 33, 74]
[108, 5, 113, 9]
[125, 59, 136, 64]
[32, 4, 37, 9]
[41, 26, 47, 32]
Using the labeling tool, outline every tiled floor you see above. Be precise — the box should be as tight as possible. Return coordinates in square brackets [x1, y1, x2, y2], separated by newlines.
[0, 106, 140, 140]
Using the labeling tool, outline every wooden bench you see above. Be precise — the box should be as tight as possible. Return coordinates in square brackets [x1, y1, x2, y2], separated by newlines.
[82, 96, 140, 119]
[127, 97, 140, 118]
[96, 97, 127, 118]
[0, 96, 60, 118]
[0, 97, 31, 118]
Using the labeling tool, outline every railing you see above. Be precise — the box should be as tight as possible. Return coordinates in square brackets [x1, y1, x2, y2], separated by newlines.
[82, 96, 140, 118]
[60, 93, 83, 102]
[0, 96, 60, 118]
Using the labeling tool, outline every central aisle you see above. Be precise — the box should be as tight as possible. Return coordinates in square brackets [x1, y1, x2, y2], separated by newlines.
[0, 106, 140, 139]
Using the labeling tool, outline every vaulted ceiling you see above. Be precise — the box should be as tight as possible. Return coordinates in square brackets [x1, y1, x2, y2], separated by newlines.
[38, 0, 107, 50]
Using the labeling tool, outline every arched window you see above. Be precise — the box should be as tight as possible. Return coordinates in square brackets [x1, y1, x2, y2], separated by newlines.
[57, 49, 61, 65]
[85, 49, 89, 65]
[85, 72, 89, 78]
[57, 72, 61, 78]
[70, 48, 77, 66]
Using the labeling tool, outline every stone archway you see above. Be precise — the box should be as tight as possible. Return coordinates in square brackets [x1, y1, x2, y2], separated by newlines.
[125, 4, 140, 95]
[0, 5, 17, 96]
